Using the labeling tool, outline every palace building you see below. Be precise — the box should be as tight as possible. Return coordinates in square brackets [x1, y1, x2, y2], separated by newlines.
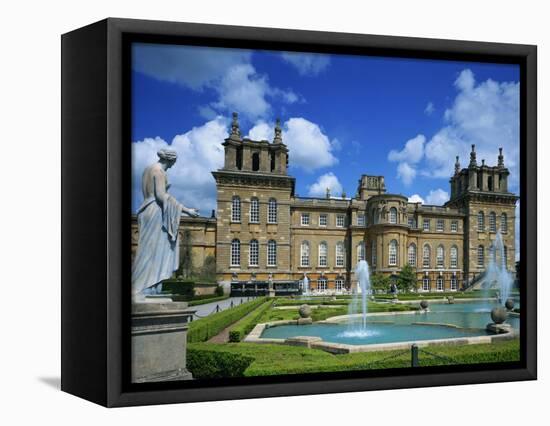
[131, 113, 518, 296]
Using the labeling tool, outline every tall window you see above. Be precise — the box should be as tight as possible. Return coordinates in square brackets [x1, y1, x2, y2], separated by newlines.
[423, 245, 431, 268]
[436, 245, 444, 268]
[389, 207, 398, 224]
[267, 240, 277, 266]
[357, 241, 365, 263]
[268, 198, 277, 224]
[371, 240, 377, 267]
[336, 215, 345, 227]
[436, 276, 444, 291]
[335, 278, 344, 292]
[477, 211, 485, 231]
[489, 211, 496, 232]
[301, 213, 310, 226]
[408, 216, 416, 228]
[437, 219, 444, 232]
[336, 242, 345, 267]
[319, 214, 327, 226]
[318, 242, 328, 267]
[408, 244, 417, 266]
[423, 219, 431, 231]
[231, 196, 241, 222]
[231, 239, 240, 266]
[477, 245, 485, 267]
[388, 240, 398, 266]
[422, 277, 430, 291]
[249, 239, 259, 266]
[318, 277, 327, 291]
[450, 246, 458, 268]
[249, 197, 259, 223]
[300, 241, 310, 267]
[501, 213, 508, 233]
[450, 275, 458, 291]
[451, 220, 458, 232]
[357, 214, 365, 226]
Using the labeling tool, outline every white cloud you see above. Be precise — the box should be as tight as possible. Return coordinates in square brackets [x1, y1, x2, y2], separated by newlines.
[397, 162, 417, 186]
[281, 52, 330, 76]
[424, 102, 435, 115]
[388, 134, 426, 185]
[246, 120, 272, 141]
[408, 194, 425, 204]
[307, 173, 343, 198]
[425, 189, 449, 205]
[132, 117, 228, 214]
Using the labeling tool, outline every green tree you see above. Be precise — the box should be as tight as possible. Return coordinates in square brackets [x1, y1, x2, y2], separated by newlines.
[397, 264, 416, 293]
[177, 229, 194, 279]
[199, 254, 217, 283]
[371, 273, 390, 293]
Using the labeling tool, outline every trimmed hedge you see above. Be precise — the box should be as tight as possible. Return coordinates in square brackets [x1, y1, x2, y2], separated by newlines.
[228, 300, 274, 342]
[187, 295, 229, 306]
[187, 348, 254, 379]
[187, 297, 268, 343]
[161, 280, 195, 299]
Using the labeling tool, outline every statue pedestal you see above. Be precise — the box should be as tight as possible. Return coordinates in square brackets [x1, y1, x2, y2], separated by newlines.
[131, 301, 195, 383]
[486, 323, 512, 334]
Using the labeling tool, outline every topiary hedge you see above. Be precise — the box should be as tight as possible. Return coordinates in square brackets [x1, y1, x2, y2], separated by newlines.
[161, 280, 195, 299]
[228, 300, 274, 342]
[187, 295, 229, 306]
[187, 348, 255, 379]
[187, 297, 267, 343]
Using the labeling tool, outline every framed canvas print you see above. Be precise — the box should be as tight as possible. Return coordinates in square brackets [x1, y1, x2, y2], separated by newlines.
[61, 18, 537, 407]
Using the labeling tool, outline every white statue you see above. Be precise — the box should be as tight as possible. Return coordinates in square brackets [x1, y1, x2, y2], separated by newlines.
[132, 149, 199, 300]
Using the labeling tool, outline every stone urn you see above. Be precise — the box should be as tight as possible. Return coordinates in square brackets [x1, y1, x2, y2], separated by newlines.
[491, 307, 508, 324]
[299, 304, 312, 318]
[420, 300, 429, 310]
[447, 296, 455, 304]
[505, 298, 515, 311]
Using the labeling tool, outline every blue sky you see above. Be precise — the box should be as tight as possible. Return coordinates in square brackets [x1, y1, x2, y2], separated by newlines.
[131, 43, 520, 215]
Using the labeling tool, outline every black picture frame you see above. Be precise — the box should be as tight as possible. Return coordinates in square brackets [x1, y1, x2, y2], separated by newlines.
[61, 17, 537, 407]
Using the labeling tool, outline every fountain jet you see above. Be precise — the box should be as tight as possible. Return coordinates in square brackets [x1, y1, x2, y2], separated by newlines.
[485, 231, 514, 306]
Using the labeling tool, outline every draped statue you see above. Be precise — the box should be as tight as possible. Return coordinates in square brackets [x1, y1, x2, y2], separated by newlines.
[132, 149, 199, 300]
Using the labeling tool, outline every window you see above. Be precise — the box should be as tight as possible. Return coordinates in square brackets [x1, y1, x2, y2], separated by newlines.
[371, 240, 377, 267]
[408, 244, 417, 266]
[408, 216, 416, 228]
[336, 242, 345, 267]
[231, 196, 241, 222]
[319, 214, 327, 227]
[501, 213, 508, 233]
[388, 240, 398, 266]
[389, 207, 398, 224]
[335, 278, 344, 292]
[249, 239, 259, 266]
[318, 242, 328, 267]
[422, 277, 430, 291]
[477, 245, 484, 267]
[249, 197, 259, 223]
[357, 241, 366, 263]
[357, 214, 365, 226]
[436, 245, 444, 268]
[301, 213, 310, 226]
[423, 245, 431, 268]
[450, 246, 458, 268]
[450, 275, 458, 291]
[300, 241, 310, 267]
[252, 152, 260, 171]
[267, 240, 277, 266]
[423, 219, 431, 231]
[318, 278, 327, 291]
[477, 211, 485, 231]
[336, 215, 345, 227]
[436, 276, 444, 291]
[437, 219, 444, 232]
[231, 239, 240, 266]
[451, 220, 458, 232]
[489, 211, 496, 232]
[268, 198, 277, 224]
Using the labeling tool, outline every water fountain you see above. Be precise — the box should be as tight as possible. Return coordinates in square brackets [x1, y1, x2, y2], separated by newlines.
[302, 273, 309, 296]
[485, 231, 514, 307]
[340, 260, 373, 338]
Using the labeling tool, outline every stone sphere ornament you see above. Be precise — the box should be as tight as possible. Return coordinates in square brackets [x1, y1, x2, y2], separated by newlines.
[447, 296, 455, 304]
[298, 304, 312, 318]
[505, 298, 515, 311]
[491, 306, 508, 324]
[420, 300, 429, 310]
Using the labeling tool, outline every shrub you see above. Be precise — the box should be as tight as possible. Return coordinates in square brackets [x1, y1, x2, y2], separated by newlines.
[228, 300, 273, 342]
[187, 297, 267, 343]
[187, 349, 254, 379]
[214, 285, 224, 297]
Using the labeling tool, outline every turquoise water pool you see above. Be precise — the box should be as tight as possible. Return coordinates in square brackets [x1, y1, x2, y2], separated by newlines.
[260, 301, 519, 346]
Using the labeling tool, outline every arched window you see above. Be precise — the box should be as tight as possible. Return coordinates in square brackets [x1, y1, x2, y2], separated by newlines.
[357, 241, 365, 263]
[389, 207, 398, 224]
[388, 240, 398, 266]
[501, 213, 508, 233]
[318, 242, 328, 267]
[436, 245, 445, 268]
[231, 196, 241, 222]
[489, 211, 496, 232]
[371, 240, 377, 267]
[408, 243, 417, 266]
[252, 152, 260, 171]
[268, 198, 277, 223]
[267, 240, 277, 266]
[300, 241, 310, 267]
[249, 239, 259, 266]
[231, 239, 241, 266]
[477, 211, 485, 231]
[450, 246, 458, 268]
[336, 242, 345, 267]
[249, 197, 259, 223]
[423, 244, 431, 268]
[477, 245, 485, 267]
